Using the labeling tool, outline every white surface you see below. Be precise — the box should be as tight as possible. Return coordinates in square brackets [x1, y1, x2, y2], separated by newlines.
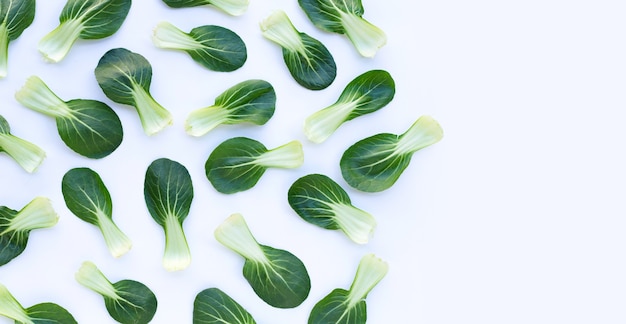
[1, 0, 625, 323]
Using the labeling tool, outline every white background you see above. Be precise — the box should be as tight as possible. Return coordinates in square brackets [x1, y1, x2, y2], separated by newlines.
[1, 0, 625, 323]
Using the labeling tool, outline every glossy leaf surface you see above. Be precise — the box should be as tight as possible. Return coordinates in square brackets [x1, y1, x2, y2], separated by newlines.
[193, 288, 256, 324]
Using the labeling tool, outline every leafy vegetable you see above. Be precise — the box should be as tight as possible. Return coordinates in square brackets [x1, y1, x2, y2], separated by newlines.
[205, 137, 304, 194]
[161, 0, 249, 16]
[95, 48, 173, 136]
[61, 167, 132, 258]
[38, 0, 131, 62]
[0, 197, 58, 266]
[0, 283, 77, 324]
[185, 79, 275, 136]
[288, 174, 376, 244]
[308, 253, 388, 324]
[153, 21, 247, 72]
[260, 10, 336, 90]
[0, 0, 35, 77]
[298, 0, 386, 57]
[340, 115, 444, 192]
[144, 158, 193, 271]
[14, 75, 123, 159]
[75, 261, 157, 324]
[304, 69, 395, 143]
[215, 213, 311, 308]
[0, 114, 45, 173]
[193, 288, 256, 324]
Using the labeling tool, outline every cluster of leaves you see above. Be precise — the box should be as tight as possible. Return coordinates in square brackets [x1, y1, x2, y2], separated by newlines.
[0, 0, 444, 323]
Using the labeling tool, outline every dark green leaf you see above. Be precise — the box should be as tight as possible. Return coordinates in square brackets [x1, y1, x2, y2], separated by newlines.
[161, 0, 248, 15]
[298, 0, 363, 34]
[288, 174, 350, 230]
[60, 0, 131, 39]
[186, 25, 247, 72]
[282, 33, 336, 90]
[144, 158, 194, 225]
[243, 245, 311, 309]
[61, 167, 112, 226]
[0, 0, 35, 40]
[95, 48, 152, 106]
[26, 302, 78, 324]
[308, 289, 366, 324]
[105, 280, 158, 324]
[193, 288, 256, 324]
[0, 206, 28, 266]
[204, 137, 268, 194]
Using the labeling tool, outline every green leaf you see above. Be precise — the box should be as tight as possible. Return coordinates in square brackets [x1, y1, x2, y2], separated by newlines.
[38, 0, 131, 62]
[304, 69, 395, 143]
[193, 288, 256, 324]
[153, 22, 247, 72]
[340, 115, 443, 192]
[62, 168, 132, 258]
[298, 0, 386, 57]
[0, 0, 35, 77]
[14, 76, 123, 159]
[288, 174, 376, 244]
[185, 79, 275, 136]
[214, 213, 311, 309]
[95, 48, 172, 135]
[161, 0, 249, 16]
[75, 261, 157, 324]
[308, 254, 387, 324]
[0, 115, 45, 173]
[26, 303, 78, 324]
[144, 158, 193, 271]
[205, 137, 303, 194]
[0, 197, 58, 266]
[261, 10, 336, 90]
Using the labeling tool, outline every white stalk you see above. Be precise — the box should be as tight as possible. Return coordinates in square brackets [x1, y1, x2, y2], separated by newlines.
[395, 115, 444, 155]
[3, 197, 58, 234]
[75, 261, 119, 299]
[347, 254, 388, 308]
[0, 22, 10, 78]
[215, 213, 268, 264]
[0, 284, 32, 324]
[14, 76, 72, 118]
[152, 22, 200, 51]
[255, 140, 304, 169]
[185, 105, 231, 136]
[163, 213, 191, 271]
[131, 83, 173, 135]
[339, 12, 386, 58]
[304, 101, 357, 143]
[0, 133, 45, 173]
[260, 10, 304, 55]
[38, 18, 83, 63]
[330, 204, 376, 244]
[210, 0, 249, 16]
[96, 210, 132, 258]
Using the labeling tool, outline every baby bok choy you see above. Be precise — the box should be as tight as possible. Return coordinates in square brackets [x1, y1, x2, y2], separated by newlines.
[185, 79, 275, 136]
[304, 69, 395, 143]
[0, 114, 45, 173]
[144, 158, 193, 271]
[308, 253, 388, 324]
[152, 21, 247, 72]
[61, 167, 132, 258]
[340, 115, 444, 192]
[38, 0, 131, 62]
[95, 48, 173, 136]
[205, 137, 304, 194]
[75, 261, 157, 324]
[215, 213, 311, 308]
[298, 0, 386, 57]
[161, 0, 249, 16]
[260, 10, 336, 90]
[14, 76, 124, 159]
[0, 283, 77, 324]
[0, 197, 58, 266]
[0, 0, 35, 77]
[288, 174, 376, 244]
[193, 288, 256, 324]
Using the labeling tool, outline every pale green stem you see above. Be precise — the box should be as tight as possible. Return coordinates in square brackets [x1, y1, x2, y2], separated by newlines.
[0, 284, 32, 324]
[255, 140, 303, 169]
[0, 133, 45, 173]
[131, 83, 173, 136]
[14, 76, 72, 118]
[96, 211, 132, 258]
[184, 105, 231, 137]
[339, 12, 386, 58]
[330, 204, 376, 244]
[38, 18, 83, 63]
[304, 101, 357, 143]
[210, 0, 249, 16]
[260, 10, 304, 55]
[0, 22, 9, 78]
[152, 21, 200, 51]
[163, 213, 191, 271]
[215, 213, 268, 264]
[2, 197, 58, 235]
[347, 254, 388, 308]
[75, 261, 119, 299]
[395, 115, 444, 155]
